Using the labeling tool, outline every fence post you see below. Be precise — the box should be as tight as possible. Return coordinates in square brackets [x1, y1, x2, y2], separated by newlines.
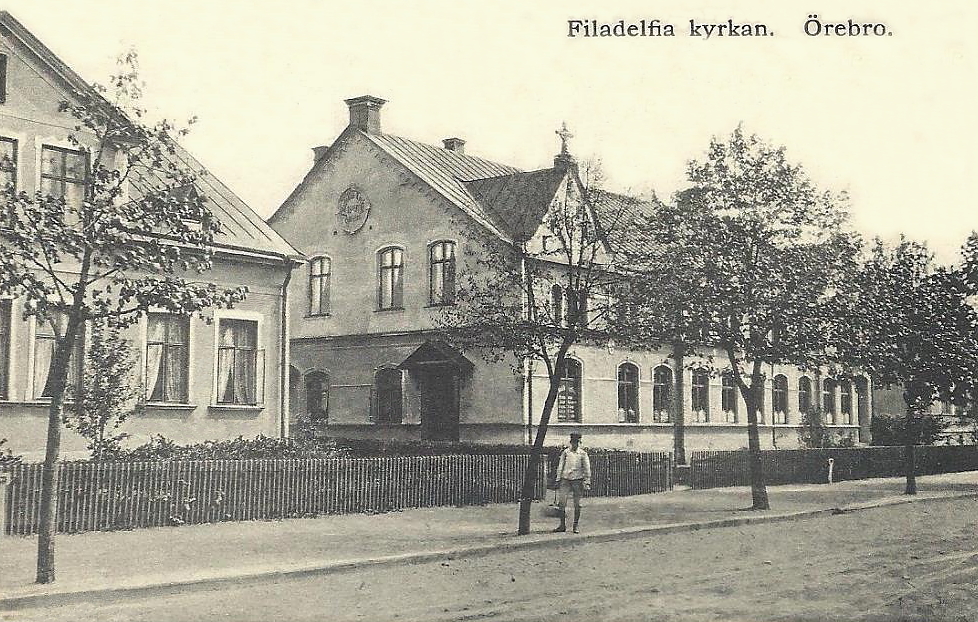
[0, 471, 10, 537]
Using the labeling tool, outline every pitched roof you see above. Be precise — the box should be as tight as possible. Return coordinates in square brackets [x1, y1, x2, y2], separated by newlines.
[464, 168, 567, 242]
[360, 132, 520, 240]
[0, 11, 301, 262]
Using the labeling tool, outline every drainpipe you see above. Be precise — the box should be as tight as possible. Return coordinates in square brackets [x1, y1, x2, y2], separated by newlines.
[279, 260, 294, 439]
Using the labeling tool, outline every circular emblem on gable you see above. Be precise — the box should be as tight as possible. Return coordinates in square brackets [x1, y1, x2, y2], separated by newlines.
[337, 187, 371, 234]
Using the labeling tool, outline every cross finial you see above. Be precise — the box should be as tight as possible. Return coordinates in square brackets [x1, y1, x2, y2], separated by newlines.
[556, 121, 574, 155]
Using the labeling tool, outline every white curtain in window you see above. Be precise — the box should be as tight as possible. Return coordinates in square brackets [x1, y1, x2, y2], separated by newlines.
[33, 338, 54, 398]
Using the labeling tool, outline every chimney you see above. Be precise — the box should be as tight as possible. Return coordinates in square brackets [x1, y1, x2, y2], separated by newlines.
[312, 145, 329, 163]
[442, 137, 466, 154]
[344, 95, 386, 134]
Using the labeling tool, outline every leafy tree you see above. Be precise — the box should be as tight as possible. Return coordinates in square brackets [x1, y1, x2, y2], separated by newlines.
[846, 237, 978, 493]
[63, 320, 143, 462]
[0, 52, 247, 583]
[435, 156, 637, 535]
[869, 413, 948, 447]
[621, 127, 860, 509]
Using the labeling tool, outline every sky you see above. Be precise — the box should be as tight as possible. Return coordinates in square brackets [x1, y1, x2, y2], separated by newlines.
[5, 0, 976, 262]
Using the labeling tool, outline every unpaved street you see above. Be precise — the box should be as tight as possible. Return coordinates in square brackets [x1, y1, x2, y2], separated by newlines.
[5, 498, 978, 622]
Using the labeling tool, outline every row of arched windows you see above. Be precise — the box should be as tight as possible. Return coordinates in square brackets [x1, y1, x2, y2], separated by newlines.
[308, 241, 457, 316]
[554, 362, 864, 426]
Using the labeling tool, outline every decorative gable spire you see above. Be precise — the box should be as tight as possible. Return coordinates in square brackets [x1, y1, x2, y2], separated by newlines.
[554, 121, 577, 171]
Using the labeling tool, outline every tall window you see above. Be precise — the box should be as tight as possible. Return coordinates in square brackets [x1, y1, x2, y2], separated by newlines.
[823, 378, 837, 424]
[33, 311, 81, 399]
[0, 299, 10, 399]
[798, 376, 812, 417]
[40, 145, 87, 208]
[556, 358, 582, 422]
[377, 247, 404, 310]
[216, 319, 263, 405]
[840, 380, 853, 425]
[550, 284, 563, 324]
[0, 137, 16, 191]
[0, 54, 7, 104]
[652, 365, 672, 422]
[309, 256, 331, 316]
[428, 241, 456, 305]
[305, 371, 329, 422]
[146, 313, 189, 403]
[691, 368, 710, 422]
[721, 372, 738, 423]
[772, 375, 789, 424]
[374, 367, 402, 423]
[617, 363, 639, 423]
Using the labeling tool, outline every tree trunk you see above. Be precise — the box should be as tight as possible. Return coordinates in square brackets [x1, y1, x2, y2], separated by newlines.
[35, 315, 82, 584]
[904, 412, 917, 495]
[518, 378, 561, 535]
[35, 393, 65, 584]
[745, 401, 770, 510]
[671, 343, 686, 464]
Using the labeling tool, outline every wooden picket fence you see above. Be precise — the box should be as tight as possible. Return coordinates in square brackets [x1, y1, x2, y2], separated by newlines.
[2, 455, 547, 536]
[689, 445, 978, 489]
[547, 451, 673, 498]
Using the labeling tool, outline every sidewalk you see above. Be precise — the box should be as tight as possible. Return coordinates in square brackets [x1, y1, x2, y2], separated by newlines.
[2, 471, 977, 608]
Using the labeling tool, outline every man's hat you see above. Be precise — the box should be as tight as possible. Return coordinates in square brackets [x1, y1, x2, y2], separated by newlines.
[569, 432, 582, 440]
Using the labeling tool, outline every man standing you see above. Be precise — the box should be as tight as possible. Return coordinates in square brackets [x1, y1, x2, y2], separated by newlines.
[553, 432, 591, 533]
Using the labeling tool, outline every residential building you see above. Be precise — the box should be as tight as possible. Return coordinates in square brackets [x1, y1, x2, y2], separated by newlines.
[269, 96, 873, 454]
[0, 12, 302, 459]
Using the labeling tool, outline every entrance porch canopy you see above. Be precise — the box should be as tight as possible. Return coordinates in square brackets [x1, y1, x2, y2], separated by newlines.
[398, 340, 474, 374]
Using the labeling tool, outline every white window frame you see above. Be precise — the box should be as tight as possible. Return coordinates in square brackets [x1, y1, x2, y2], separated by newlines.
[142, 311, 193, 405]
[211, 309, 265, 407]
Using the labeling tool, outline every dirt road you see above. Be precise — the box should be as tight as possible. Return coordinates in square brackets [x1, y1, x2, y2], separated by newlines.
[5, 498, 977, 622]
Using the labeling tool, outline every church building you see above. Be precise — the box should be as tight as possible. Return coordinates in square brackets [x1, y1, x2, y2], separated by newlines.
[269, 96, 873, 454]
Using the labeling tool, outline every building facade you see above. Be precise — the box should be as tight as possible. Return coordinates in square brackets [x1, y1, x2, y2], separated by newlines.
[269, 96, 874, 454]
[0, 12, 302, 459]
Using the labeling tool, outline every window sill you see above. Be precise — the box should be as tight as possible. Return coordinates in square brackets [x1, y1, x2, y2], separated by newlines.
[305, 313, 332, 319]
[145, 402, 197, 411]
[375, 307, 405, 313]
[371, 421, 420, 426]
[209, 404, 264, 412]
[425, 302, 456, 308]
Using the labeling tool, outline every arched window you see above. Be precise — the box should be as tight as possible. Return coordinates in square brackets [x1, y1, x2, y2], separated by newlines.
[840, 380, 853, 425]
[550, 284, 563, 325]
[556, 358, 582, 422]
[772, 375, 789, 424]
[309, 256, 331, 316]
[823, 378, 837, 424]
[617, 363, 639, 423]
[652, 365, 672, 422]
[428, 241, 456, 305]
[377, 247, 404, 310]
[798, 376, 812, 417]
[691, 368, 710, 422]
[722, 372, 738, 423]
[374, 367, 403, 424]
[305, 371, 329, 422]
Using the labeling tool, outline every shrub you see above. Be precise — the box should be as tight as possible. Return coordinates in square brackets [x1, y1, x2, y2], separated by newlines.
[871, 413, 948, 446]
[115, 434, 351, 460]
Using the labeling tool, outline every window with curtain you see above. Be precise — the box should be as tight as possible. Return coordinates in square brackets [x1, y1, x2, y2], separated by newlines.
[840, 380, 853, 424]
[216, 319, 262, 405]
[40, 144, 87, 209]
[772, 375, 789, 424]
[146, 313, 189, 403]
[428, 241, 456, 305]
[33, 311, 81, 399]
[798, 376, 812, 416]
[0, 136, 17, 192]
[823, 378, 837, 424]
[378, 247, 404, 310]
[0, 299, 10, 399]
[556, 358, 582, 422]
[374, 367, 402, 424]
[617, 363, 639, 423]
[652, 365, 672, 422]
[722, 372, 738, 423]
[691, 368, 710, 422]
[308, 256, 331, 316]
